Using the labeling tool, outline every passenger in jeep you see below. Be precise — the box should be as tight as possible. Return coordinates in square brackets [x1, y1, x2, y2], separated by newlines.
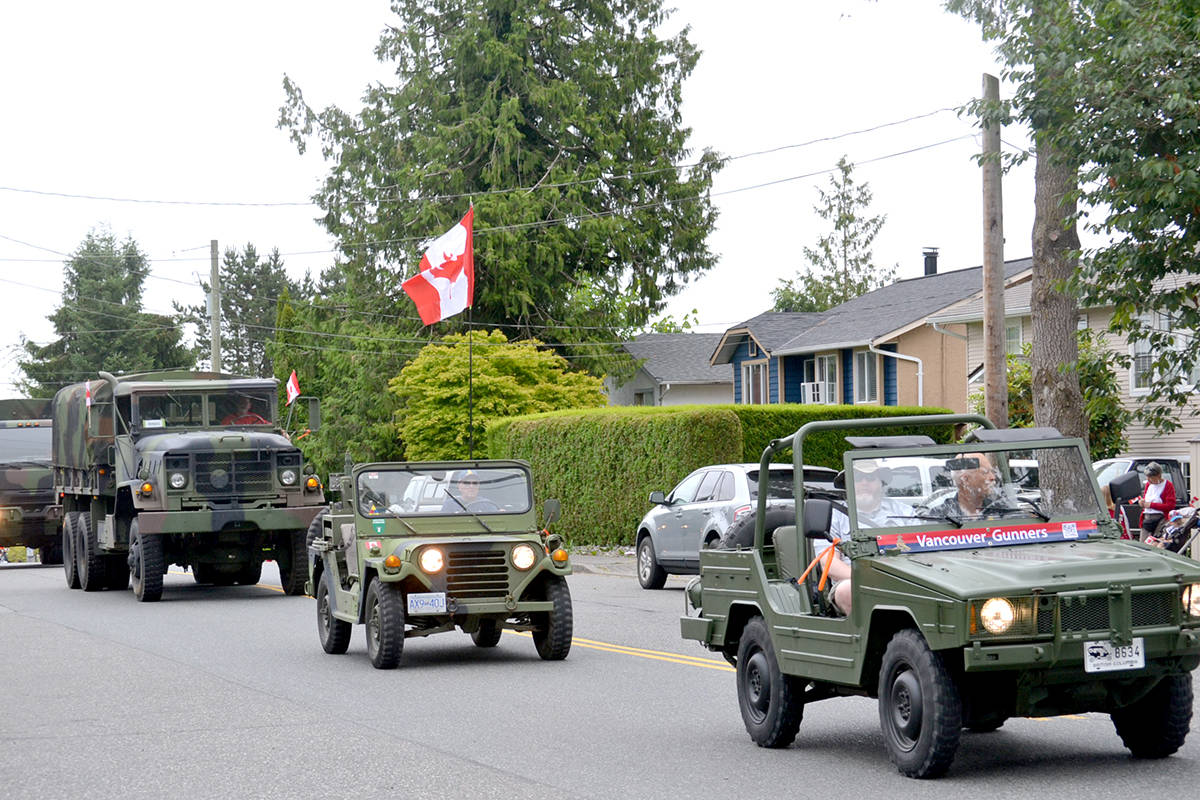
[927, 452, 1002, 519]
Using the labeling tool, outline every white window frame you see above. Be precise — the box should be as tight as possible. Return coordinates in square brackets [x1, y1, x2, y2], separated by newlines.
[802, 354, 838, 404]
[741, 360, 769, 404]
[1005, 319, 1023, 355]
[853, 350, 877, 404]
[747, 339, 758, 358]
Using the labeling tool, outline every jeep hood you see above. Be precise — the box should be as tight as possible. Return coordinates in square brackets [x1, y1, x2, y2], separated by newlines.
[873, 539, 1200, 598]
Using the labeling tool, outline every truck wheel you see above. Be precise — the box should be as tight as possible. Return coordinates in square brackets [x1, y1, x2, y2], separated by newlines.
[533, 575, 573, 660]
[736, 616, 804, 747]
[77, 512, 110, 592]
[42, 537, 64, 566]
[277, 530, 307, 596]
[1111, 673, 1193, 758]
[365, 577, 404, 669]
[637, 536, 667, 590]
[63, 513, 80, 589]
[471, 619, 502, 648]
[878, 629, 962, 778]
[236, 561, 263, 586]
[316, 574, 351, 655]
[193, 564, 214, 584]
[129, 519, 164, 603]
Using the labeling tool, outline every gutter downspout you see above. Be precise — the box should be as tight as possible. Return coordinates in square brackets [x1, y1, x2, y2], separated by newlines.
[931, 321, 968, 341]
[868, 341, 923, 407]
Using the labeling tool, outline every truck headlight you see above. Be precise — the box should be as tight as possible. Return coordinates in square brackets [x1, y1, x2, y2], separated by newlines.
[979, 597, 1016, 634]
[419, 547, 444, 574]
[279, 469, 298, 486]
[168, 472, 187, 489]
[1184, 584, 1200, 619]
[512, 543, 537, 570]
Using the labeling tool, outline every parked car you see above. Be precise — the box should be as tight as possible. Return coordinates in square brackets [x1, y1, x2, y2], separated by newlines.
[635, 463, 837, 589]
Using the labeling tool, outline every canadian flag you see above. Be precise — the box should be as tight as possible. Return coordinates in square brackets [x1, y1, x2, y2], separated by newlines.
[285, 370, 301, 406]
[402, 207, 474, 325]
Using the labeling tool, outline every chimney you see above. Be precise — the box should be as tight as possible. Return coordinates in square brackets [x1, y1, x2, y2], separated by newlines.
[923, 247, 939, 276]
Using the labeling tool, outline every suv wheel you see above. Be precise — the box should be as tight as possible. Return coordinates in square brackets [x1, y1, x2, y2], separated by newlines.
[316, 574, 352, 655]
[533, 575, 572, 660]
[365, 578, 405, 669]
[736, 616, 803, 747]
[1111, 673, 1193, 757]
[878, 629, 962, 778]
[637, 536, 667, 590]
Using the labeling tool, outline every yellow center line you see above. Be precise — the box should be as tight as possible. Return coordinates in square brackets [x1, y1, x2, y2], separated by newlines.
[513, 631, 733, 671]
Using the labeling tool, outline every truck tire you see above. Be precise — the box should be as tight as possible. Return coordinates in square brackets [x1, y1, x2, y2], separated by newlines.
[277, 530, 307, 596]
[878, 629, 962, 778]
[365, 577, 404, 669]
[637, 536, 667, 590]
[236, 561, 263, 586]
[533, 575, 572, 660]
[317, 574, 351, 655]
[736, 616, 804, 747]
[1111, 673, 1193, 758]
[77, 512, 110, 592]
[41, 537, 64, 566]
[129, 518, 164, 603]
[63, 513, 80, 590]
[471, 619, 502, 648]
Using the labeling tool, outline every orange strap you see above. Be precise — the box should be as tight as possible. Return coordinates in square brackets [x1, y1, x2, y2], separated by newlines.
[796, 537, 841, 591]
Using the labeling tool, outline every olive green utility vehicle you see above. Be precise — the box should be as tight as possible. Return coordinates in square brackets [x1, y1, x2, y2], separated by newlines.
[0, 410, 63, 564]
[307, 460, 573, 668]
[681, 414, 1200, 778]
[53, 371, 325, 601]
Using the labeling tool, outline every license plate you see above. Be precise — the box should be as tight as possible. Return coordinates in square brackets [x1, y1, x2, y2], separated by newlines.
[407, 592, 447, 615]
[1083, 637, 1145, 673]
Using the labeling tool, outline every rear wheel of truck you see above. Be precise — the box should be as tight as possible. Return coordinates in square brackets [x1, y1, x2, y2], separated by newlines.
[316, 574, 351, 655]
[878, 629, 962, 778]
[365, 577, 404, 669]
[41, 537, 63, 566]
[129, 519, 164, 603]
[471, 619, 502, 648]
[1111, 673, 1193, 758]
[533, 575, 573, 660]
[277, 530, 307, 596]
[736, 616, 804, 748]
[236, 561, 262, 586]
[63, 513, 80, 589]
[77, 512, 110, 592]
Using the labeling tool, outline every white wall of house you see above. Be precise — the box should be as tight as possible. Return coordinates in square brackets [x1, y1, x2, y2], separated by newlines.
[605, 368, 657, 406]
[660, 382, 733, 406]
[605, 369, 732, 406]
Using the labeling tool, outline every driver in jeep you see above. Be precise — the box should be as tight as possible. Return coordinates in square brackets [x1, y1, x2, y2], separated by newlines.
[442, 470, 500, 513]
[926, 452, 1004, 519]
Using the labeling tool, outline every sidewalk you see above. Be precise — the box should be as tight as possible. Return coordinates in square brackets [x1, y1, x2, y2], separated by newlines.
[570, 547, 636, 577]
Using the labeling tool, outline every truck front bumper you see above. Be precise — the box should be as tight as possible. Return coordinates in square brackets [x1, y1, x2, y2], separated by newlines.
[135, 505, 325, 534]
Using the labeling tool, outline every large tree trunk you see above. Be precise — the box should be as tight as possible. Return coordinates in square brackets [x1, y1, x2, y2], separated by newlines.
[1030, 134, 1088, 444]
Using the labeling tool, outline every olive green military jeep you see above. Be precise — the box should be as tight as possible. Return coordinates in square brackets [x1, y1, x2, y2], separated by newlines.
[681, 414, 1200, 778]
[307, 460, 572, 668]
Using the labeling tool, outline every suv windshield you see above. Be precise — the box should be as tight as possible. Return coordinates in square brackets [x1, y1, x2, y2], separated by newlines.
[849, 443, 1104, 550]
[358, 466, 532, 518]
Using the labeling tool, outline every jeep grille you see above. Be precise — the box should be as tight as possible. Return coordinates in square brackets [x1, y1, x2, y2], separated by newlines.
[1036, 590, 1177, 633]
[194, 451, 272, 495]
[446, 548, 509, 601]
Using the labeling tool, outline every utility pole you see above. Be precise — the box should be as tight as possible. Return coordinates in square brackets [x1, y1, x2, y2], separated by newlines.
[982, 73, 1007, 428]
[210, 239, 221, 373]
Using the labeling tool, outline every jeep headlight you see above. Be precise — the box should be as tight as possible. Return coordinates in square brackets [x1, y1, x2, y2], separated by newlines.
[419, 547, 444, 574]
[279, 469, 298, 486]
[979, 597, 1016, 634]
[512, 543, 537, 571]
[1183, 584, 1200, 619]
[168, 472, 187, 489]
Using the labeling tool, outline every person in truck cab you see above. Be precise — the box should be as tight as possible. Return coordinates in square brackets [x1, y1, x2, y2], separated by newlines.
[221, 395, 269, 425]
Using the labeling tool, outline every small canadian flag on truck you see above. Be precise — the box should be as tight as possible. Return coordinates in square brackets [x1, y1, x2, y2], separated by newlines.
[285, 371, 301, 406]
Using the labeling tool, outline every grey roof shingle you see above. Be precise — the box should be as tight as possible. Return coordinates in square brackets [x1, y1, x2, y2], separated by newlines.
[624, 333, 732, 384]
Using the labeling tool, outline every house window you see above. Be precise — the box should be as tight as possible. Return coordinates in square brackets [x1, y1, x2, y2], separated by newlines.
[633, 390, 654, 406]
[741, 361, 768, 404]
[1005, 320, 1022, 355]
[853, 350, 877, 403]
[801, 354, 838, 404]
[747, 339, 758, 358]
[1129, 312, 1200, 394]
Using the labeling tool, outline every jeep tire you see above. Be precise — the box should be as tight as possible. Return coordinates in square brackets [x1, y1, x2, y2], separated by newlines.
[365, 577, 404, 669]
[878, 629, 962, 778]
[637, 536, 667, 590]
[317, 573, 352, 655]
[1111, 673, 1193, 758]
[736, 616, 804, 748]
[533, 575, 572, 660]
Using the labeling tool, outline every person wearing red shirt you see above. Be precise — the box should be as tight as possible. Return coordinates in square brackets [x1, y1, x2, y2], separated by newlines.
[1138, 461, 1175, 541]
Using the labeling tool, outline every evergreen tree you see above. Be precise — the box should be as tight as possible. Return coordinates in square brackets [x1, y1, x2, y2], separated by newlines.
[19, 228, 192, 396]
[772, 157, 895, 312]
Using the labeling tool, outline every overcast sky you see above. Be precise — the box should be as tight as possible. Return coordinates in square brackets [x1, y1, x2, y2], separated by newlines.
[0, 1, 1038, 395]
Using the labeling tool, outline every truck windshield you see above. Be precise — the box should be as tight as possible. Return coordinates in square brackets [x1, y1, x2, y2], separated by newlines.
[214, 391, 273, 426]
[0, 425, 51, 463]
[849, 444, 1105, 550]
[135, 393, 204, 428]
[358, 466, 532, 518]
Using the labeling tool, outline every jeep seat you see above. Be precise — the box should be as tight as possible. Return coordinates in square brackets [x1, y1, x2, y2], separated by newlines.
[772, 525, 802, 580]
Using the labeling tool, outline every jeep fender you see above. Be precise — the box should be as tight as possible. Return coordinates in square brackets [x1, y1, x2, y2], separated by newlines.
[863, 607, 924, 695]
[722, 601, 765, 664]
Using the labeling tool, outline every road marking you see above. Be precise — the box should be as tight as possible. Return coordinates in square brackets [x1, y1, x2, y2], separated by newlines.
[514, 631, 733, 671]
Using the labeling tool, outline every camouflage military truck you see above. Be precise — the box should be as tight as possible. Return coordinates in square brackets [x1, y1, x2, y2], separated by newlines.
[682, 414, 1200, 778]
[53, 371, 325, 601]
[308, 460, 572, 668]
[0, 398, 63, 564]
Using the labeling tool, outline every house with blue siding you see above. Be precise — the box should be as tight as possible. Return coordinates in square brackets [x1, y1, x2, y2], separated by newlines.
[711, 257, 1031, 411]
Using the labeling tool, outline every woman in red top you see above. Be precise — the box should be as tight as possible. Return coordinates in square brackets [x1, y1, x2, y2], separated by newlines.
[1138, 462, 1175, 541]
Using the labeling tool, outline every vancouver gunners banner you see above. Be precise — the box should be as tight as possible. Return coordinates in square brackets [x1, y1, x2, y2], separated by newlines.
[402, 208, 475, 325]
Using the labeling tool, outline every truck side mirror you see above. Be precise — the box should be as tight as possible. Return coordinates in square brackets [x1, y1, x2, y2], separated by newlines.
[542, 498, 561, 526]
[1109, 471, 1141, 505]
[648, 490, 667, 505]
[307, 397, 321, 432]
[803, 498, 833, 540]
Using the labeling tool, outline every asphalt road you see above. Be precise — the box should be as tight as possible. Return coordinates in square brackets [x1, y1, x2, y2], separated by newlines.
[1, 558, 1198, 799]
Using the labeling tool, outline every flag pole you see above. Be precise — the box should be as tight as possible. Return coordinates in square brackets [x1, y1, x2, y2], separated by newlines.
[467, 306, 474, 459]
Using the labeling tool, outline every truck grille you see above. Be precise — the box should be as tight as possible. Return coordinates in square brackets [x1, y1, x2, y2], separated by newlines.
[194, 451, 272, 495]
[446, 548, 509, 601]
[1037, 590, 1178, 633]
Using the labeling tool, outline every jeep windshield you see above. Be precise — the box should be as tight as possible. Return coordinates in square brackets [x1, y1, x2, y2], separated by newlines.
[847, 443, 1105, 552]
[357, 466, 532, 518]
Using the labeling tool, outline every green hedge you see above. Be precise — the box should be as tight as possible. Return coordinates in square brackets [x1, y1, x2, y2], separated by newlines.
[487, 407, 742, 547]
[487, 403, 959, 547]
